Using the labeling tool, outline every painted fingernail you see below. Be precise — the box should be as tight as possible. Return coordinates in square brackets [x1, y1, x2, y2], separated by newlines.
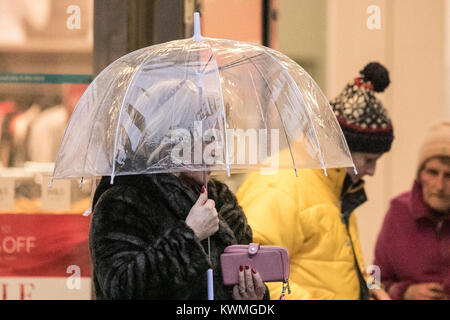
[201, 185, 206, 193]
[252, 268, 256, 274]
[245, 265, 249, 270]
[239, 265, 244, 272]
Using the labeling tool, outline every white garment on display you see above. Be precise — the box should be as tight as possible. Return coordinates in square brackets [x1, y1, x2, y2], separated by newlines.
[27, 105, 68, 163]
[0, 0, 51, 45]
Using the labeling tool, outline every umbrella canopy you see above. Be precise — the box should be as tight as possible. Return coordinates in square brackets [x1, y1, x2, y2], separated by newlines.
[52, 15, 354, 184]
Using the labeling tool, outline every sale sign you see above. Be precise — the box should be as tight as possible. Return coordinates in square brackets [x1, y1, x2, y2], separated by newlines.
[0, 213, 92, 299]
[0, 277, 92, 300]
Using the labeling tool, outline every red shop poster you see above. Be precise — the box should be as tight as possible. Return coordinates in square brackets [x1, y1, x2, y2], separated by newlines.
[0, 214, 92, 300]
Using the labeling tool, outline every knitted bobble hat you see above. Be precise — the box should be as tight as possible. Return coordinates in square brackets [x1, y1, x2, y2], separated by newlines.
[330, 62, 394, 154]
[417, 121, 450, 175]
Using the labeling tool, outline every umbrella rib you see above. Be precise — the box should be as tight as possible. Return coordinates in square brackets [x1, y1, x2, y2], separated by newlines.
[140, 52, 213, 74]
[203, 52, 265, 75]
[110, 54, 157, 184]
[246, 54, 298, 177]
[204, 41, 231, 176]
[262, 50, 328, 176]
[141, 62, 175, 72]
[220, 52, 265, 70]
[79, 76, 116, 181]
[247, 66, 266, 125]
[200, 53, 214, 74]
[52, 65, 117, 183]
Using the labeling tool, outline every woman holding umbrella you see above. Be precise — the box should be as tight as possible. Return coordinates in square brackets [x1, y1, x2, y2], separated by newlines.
[88, 79, 267, 300]
[52, 13, 355, 300]
[89, 170, 267, 300]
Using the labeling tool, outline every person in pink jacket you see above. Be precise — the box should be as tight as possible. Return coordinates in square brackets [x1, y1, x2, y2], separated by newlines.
[374, 121, 450, 300]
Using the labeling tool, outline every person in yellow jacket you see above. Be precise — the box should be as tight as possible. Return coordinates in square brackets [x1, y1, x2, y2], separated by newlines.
[237, 62, 393, 300]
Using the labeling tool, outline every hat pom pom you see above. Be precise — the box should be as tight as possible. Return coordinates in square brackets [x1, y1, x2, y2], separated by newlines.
[360, 62, 390, 93]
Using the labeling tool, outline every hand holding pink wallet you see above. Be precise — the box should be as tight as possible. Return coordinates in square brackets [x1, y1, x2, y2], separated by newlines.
[220, 243, 291, 299]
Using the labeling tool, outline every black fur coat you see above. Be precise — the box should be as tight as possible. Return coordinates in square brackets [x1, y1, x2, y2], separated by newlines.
[89, 173, 253, 300]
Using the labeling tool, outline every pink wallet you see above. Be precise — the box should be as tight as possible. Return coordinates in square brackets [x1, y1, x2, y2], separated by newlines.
[220, 243, 291, 299]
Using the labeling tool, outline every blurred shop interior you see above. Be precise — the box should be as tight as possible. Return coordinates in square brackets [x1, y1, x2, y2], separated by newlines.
[0, 0, 449, 299]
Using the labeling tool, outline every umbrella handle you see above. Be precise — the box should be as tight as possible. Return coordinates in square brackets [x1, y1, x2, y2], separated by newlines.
[207, 268, 214, 300]
[203, 172, 214, 300]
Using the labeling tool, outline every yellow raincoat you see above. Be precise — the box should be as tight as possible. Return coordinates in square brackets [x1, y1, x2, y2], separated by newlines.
[236, 166, 367, 300]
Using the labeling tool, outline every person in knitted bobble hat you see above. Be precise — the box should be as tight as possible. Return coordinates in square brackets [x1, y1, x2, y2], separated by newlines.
[374, 121, 450, 300]
[236, 62, 393, 300]
[330, 62, 394, 184]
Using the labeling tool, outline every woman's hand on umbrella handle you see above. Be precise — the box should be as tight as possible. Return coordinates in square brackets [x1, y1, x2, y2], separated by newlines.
[232, 266, 266, 300]
[185, 186, 219, 241]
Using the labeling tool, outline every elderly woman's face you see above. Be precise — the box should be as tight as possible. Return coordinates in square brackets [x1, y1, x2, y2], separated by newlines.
[419, 157, 450, 214]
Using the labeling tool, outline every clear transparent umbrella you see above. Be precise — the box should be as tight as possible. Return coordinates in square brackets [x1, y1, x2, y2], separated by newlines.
[51, 17, 354, 185]
[51, 13, 355, 300]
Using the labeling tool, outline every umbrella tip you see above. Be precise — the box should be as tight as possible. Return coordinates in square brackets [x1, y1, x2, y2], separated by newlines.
[193, 12, 201, 41]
